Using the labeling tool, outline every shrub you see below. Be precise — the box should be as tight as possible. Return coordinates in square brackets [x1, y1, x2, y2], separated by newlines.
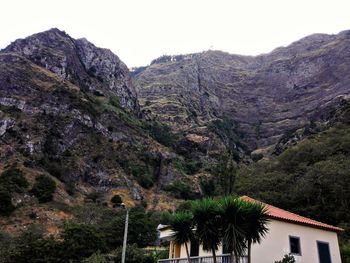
[8, 225, 63, 263]
[82, 251, 109, 263]
[174, 158, 202, 175]
[86, 191, 102, 203]
[114, 244, 152, 263]
[143, 121, 177, 147]
[340, 243, 350, 263]
[111, 195, 123, 205]
[200, 177, 216, 197]
[87, 191, 103, 203]
[0, 187, 15, 216]
[31, 175, 56, 203]
[65, 181, 76, 196]
[61, 223, 105, 260]
[130, 165, 154, 189]
[251, 152, 263, 162]
[102, 207, 157, 249]
[164, 180, 195, 200]
[274, 254, 296, 263]
[0, 166, 28, 192]
[175, 201, 192, 213]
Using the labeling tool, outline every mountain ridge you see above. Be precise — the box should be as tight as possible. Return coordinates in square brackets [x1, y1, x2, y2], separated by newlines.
[133, 29, 350, 152]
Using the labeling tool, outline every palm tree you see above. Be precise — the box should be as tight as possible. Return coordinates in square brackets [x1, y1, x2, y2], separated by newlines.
[242, 200, 269, 263]
[219, 196, 247, 263]
[169, 212, 194, 263]
[192, 198, 221, 263]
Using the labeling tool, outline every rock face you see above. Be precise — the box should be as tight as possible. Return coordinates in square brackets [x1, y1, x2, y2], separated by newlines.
[4, 28, 139, 112]
[0, 29, 185, 211]
[133, 30, 350, 150]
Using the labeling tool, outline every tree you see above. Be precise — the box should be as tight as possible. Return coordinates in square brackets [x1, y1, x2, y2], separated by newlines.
[102, 206, 157, 249]
[8, 225, 63, 263]
[169, 212, 194, 263]
[212, 153, 237, 195]
[242, 201, 269, 263]
[61, 223, 105, 260]
[192, 198, 221, 263]
[111, 195, 123, 206]
[31, 175, 56, 203]
[219, 196, 247, 263]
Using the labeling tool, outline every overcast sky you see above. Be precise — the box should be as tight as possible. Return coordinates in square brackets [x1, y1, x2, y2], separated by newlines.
[1, 0, 350, 67]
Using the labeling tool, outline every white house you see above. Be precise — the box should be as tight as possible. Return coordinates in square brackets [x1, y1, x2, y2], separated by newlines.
[158, 196, 343, 263]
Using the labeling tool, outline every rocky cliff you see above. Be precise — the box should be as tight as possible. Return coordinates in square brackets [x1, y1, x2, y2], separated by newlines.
[133, 30, 350, 152]
[4, 28, 139, 112]
[0, 29, 189, 234]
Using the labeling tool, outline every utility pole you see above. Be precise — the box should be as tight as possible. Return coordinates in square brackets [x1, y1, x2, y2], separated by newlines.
[121, 204, 129, 263]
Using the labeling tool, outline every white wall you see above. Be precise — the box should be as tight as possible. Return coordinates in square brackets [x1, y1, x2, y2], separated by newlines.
[251, 219, 342, 263]
[166, 219, 342, 263]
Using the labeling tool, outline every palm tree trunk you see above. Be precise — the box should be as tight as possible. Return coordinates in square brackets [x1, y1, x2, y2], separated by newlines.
[212, 247, 217, 263]
[248, 240, 251, 263]
[185, 242, 191, 263]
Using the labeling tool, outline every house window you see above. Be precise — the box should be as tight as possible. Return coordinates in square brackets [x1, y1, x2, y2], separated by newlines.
[289, 236, 301, 255]
[317, 241, 332, 263]
[190, 238, 199, 257]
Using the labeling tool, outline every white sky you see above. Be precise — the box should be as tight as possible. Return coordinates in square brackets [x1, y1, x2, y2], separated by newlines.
[1, 0, 350, 67]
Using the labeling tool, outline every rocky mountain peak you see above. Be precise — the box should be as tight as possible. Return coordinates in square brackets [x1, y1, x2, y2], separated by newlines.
[133, 30, 350, 151]
[4, 28, 139, 112]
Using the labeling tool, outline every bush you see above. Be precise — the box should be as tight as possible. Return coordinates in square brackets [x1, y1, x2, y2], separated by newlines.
[101, 206, 157, 250]
[0, 166, 28, 192]
[7, 225, 63, 263]
[111, 195, 123, 205]
[200, 177, 216, 197]
[143, 121, 177, 147]
[341, 243, 350, 263]
[130, 165, 154, 189]
[164, 180, 196, 200]
[82, 251, 109, 263]
[174, 158, 202, 175]
[65, 181, 76, 196]
[274, 254, 296, 263]
[31, 175, 56, 203]
[0, 188, 15, 216]
[86, 191, 104, 203]
[114, 244, 153, 263]
[61, 223, 105, 260]
[176, 201, 192, 213]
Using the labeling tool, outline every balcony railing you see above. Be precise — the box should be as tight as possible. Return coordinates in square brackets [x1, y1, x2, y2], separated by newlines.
[158, 254, 248, 263]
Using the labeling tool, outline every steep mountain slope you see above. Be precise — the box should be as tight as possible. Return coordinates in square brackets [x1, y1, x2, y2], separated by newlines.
[0, 29, 192, 234]
[133, 30, 350, 152]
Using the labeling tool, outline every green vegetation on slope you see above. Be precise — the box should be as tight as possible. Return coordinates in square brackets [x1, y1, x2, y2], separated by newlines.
[236, 121, 350, 262]
[0, 204, 171, 263]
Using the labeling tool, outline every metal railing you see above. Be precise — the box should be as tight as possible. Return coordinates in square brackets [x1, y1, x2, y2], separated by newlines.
[158, 254, 248, 263]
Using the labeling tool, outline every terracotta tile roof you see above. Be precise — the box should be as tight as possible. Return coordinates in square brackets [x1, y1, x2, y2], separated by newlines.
[240, 196, 343, 232]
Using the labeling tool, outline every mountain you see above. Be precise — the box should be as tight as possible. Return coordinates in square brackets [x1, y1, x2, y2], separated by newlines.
[0, 29, 194, 234]
[0, 28, 349, 254]
[4, 28, 139, 112]
[133, 30, 350, 155]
